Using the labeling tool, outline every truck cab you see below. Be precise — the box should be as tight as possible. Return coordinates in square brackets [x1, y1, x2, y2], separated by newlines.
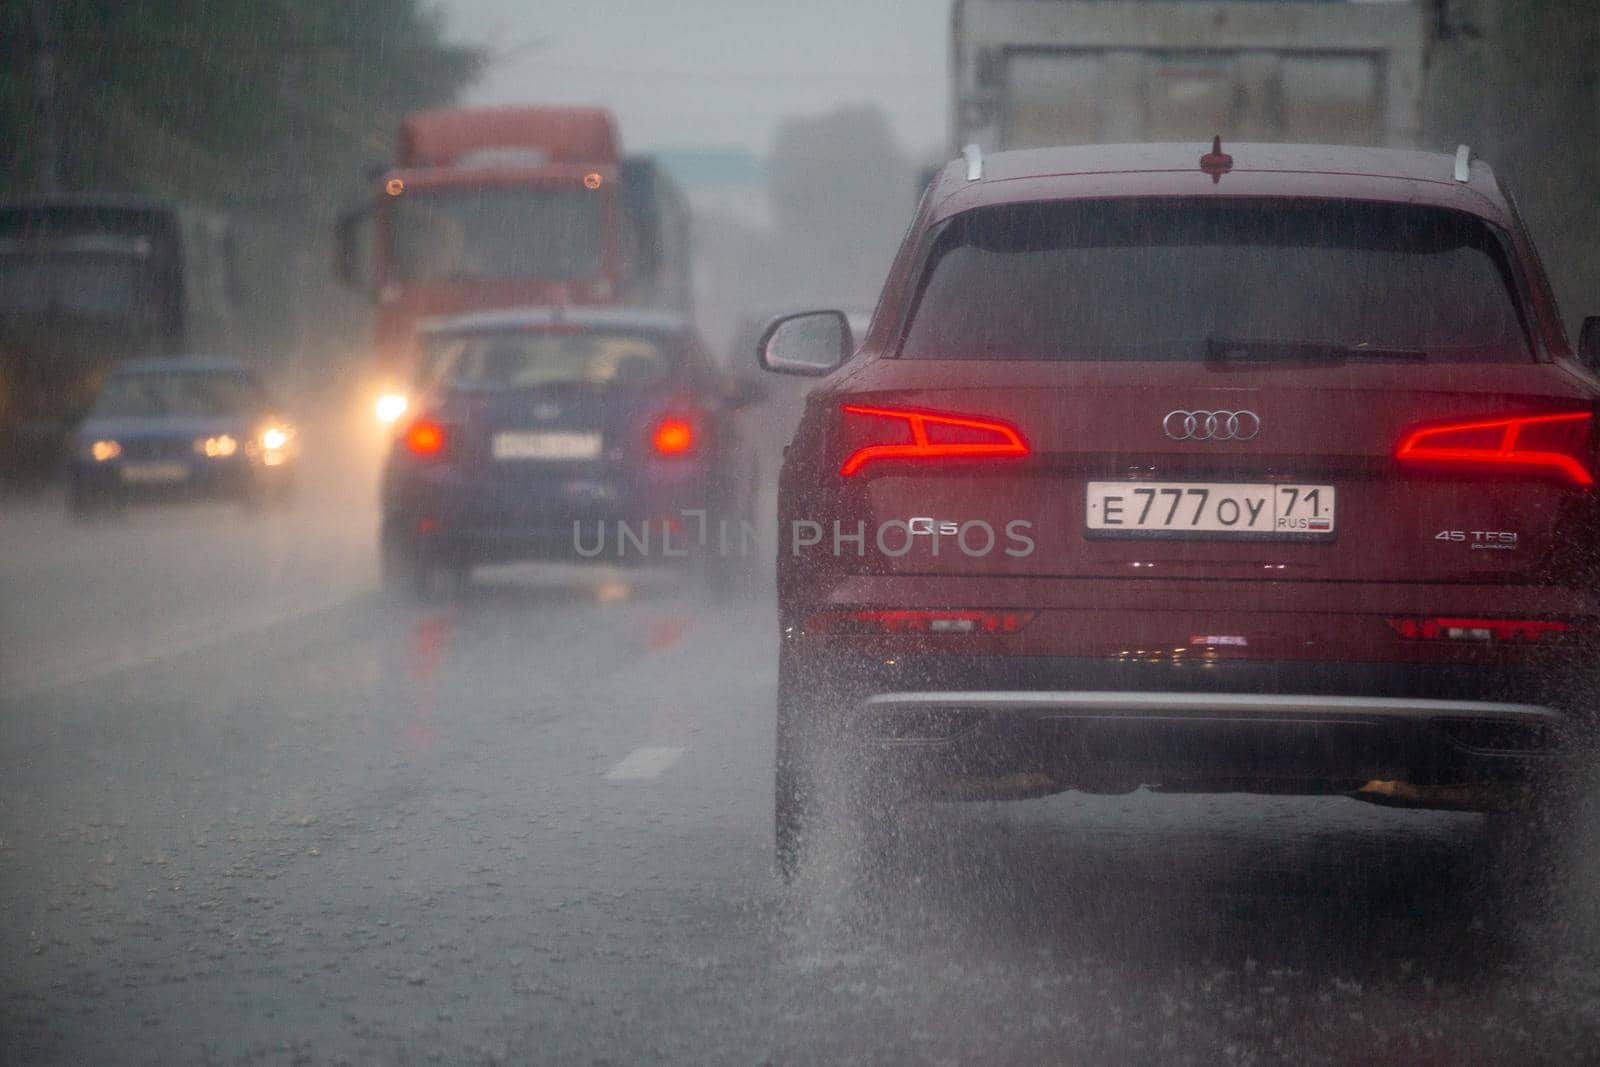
[337, 107, 690, 424]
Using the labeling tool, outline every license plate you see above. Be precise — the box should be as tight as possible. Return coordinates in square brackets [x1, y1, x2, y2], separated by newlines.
[120, 462, 190, 485]
[1086, 481, 1336, 538]
[491, 431, 602, 461]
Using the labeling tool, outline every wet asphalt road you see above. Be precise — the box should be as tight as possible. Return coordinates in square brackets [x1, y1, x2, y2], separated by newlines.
[4, 421, 1600, 1065]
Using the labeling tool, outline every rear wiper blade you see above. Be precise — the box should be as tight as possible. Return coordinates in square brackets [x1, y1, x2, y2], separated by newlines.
[1344, 347, 1433, 363]
[1204, 336, 1428, 364]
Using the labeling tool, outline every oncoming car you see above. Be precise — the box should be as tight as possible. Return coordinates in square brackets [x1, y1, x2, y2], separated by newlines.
[68, 358, 297, 514]
[380, 307, 762, 597]
[761, 141, 1600, 880]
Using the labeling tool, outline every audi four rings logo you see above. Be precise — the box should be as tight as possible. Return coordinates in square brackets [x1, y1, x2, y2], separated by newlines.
[1163, 410, 1262, 441]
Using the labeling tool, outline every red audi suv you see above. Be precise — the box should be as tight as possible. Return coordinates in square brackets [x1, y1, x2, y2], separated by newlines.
[759, 141, 1600, 879]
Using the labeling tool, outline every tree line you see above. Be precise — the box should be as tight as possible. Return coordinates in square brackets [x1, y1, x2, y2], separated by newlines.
[0, 1, 483, 376]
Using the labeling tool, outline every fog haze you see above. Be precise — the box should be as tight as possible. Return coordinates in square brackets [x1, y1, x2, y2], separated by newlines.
[437, 0, 950, 157]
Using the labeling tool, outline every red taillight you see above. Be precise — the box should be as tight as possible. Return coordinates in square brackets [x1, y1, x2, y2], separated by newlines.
[1386, 616, 1572, 643]
[404, 419, 447, 457]
[803, 609, 1035, 636]
[1395, 411, 1594, 486]
[651, 416, 696, 456]
[839, 405, 1029, 477]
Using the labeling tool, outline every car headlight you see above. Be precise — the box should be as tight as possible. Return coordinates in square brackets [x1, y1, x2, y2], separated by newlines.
[195, 434, 239, 458]
[91, 439, 121, 462]
[261, 426, 289, 451]
[375, 393, 408, 424]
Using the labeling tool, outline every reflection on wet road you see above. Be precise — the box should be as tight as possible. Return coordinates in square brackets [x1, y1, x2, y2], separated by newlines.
[3, 441, 1599, 1064]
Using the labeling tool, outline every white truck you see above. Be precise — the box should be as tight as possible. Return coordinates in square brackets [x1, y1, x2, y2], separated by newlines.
[950, 0, 1427, 153]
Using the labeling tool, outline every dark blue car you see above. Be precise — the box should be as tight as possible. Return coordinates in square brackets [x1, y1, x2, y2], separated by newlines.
[68, 358, 297, 514]
[380, 308, 762, 596]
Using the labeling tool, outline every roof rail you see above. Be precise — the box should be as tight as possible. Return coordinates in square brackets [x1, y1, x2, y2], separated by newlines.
[961, 143, 983, 182]
[1453, 144, 1472, 183]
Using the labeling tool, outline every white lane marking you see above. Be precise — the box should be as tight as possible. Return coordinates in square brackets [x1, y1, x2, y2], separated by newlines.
[604, 746, 685, 781]
[3, 586, 364, 699]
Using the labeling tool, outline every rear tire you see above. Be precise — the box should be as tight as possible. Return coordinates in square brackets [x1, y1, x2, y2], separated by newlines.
[775, 691, 817, 883]
[380, 527, 427, 600]
[702, 480, 760, 597]
[382, 528, 472, 604]
[774, 651, 892, 884]
[1482, 778, 1577, 901]
[430, 562, 472, 603]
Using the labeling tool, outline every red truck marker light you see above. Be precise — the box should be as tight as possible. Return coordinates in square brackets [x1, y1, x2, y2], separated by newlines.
[839, 405, 1029, 476]
[1395, 411, 1594, 485]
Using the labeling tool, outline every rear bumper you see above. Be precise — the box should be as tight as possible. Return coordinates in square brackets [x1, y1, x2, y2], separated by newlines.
[383, 510, 752, 568]
[860, 689, 1560, 725]
[382, 464, 745, 567]
[411, 524, 702, 567]
[788, 651, 1587, 807]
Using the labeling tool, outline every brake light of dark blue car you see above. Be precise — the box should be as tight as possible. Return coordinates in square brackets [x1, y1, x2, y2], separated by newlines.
[651, 415, 697, 456]
[404, 418, 448, 458]
[839, 404, 1029, 476]
[1394, 411, 1594, 486]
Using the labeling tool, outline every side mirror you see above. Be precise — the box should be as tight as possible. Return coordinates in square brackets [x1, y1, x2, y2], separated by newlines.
[758, 310, 852, 377]
[1579, 316, 1600, 370]
[335, 207, 374, 296]
[728, 375, 768, 409]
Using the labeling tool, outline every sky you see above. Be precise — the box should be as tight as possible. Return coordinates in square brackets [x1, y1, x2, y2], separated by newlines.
[434, 0, 952, 162]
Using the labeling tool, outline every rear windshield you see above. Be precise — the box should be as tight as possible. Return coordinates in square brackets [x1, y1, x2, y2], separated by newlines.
[93, 371, 268, 417]
[900, 199, 1531, 362]
[422, 331, 675, 392]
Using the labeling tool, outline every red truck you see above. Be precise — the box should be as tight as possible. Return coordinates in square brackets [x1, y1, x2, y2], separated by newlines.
[336, 106, 691, 423]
